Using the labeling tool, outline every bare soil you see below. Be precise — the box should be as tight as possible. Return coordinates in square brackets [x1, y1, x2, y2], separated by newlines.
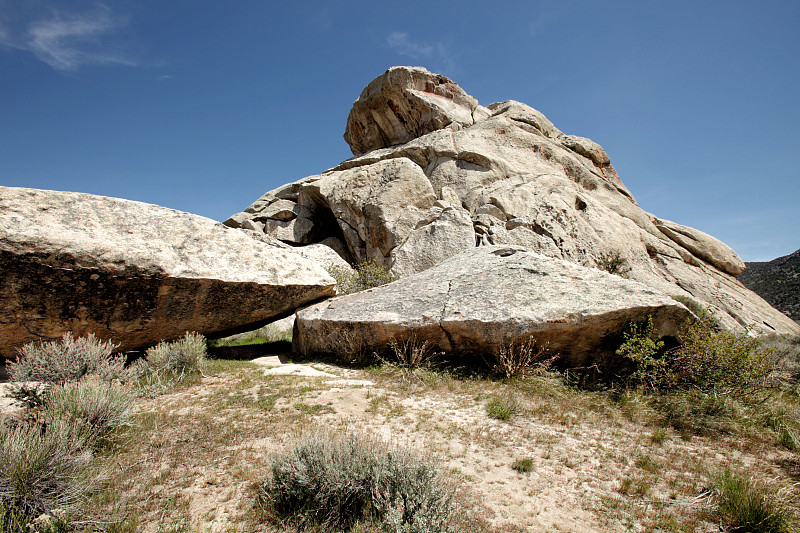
[3, 354, 798, 532]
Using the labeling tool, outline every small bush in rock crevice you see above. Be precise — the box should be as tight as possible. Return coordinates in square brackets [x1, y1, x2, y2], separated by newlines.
[258, 429, 460, 533]
[327, 260, 395, 296]
[596, 251, 630, 277]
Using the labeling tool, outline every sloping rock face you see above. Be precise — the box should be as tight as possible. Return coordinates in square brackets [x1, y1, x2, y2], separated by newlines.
[0, 187, 336, 358]
[227, 66, 800, 336]
[295, 246, 693, 365]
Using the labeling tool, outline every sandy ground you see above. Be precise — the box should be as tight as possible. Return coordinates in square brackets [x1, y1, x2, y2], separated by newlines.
[2, 355, 797, 532]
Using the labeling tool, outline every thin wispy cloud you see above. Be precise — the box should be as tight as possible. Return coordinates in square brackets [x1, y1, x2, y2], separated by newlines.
[386, 32, 433, 59]
[0, 3, 136, 71]
[386, 31, 455, 74]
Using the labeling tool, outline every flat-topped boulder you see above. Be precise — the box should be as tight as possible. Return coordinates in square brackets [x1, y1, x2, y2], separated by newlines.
[0, 186, 336, 358]
[294, 246, 693, 366]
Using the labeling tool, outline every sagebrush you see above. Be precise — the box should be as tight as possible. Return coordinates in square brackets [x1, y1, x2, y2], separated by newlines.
[258, 429, 460, 532]
[143, 332, 207, 376]
[9, 332, 134, 386]
[43, 376, 134, 440]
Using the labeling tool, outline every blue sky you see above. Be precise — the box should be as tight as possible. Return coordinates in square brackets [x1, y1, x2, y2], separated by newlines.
[1, 0, 798, 262]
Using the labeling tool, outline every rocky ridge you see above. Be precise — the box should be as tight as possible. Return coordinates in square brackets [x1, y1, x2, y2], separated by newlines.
[226, 66, 799, 336]
[738, 249, 800, 321]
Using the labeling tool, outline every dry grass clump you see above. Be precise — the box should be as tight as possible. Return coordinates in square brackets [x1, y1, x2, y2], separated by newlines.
[712, 469, 795, 533]
[486, 395, 519, 421]
[0, 420, 93, 530]
[385, 335, 441, 369]
[492, 337, 552, 379]
[138, 332, 208, 395]
[258, 429, 461, 532]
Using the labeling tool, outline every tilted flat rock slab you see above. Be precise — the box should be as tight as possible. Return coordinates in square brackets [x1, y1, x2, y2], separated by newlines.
[295, 246, 693, 366]
[0, 187, 335, 358]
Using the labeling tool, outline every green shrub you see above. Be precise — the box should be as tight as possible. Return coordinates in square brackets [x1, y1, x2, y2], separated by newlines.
[596, 251, 630, 277]
[712, 469, 793, 533]
[617, 310, 782, 400]
[143, 332, 207, 376]
[486, 396, 518, 421]
[9, 333, 133, 386]
[327, 260, 395, 295]
[43, 376, 134, 440]
[511, 458, 534, 473]
[258, 430, 459, 533]
[671, 310, 781, 399]
[615, 315, 670, 390]
[0, 420, 93, 529]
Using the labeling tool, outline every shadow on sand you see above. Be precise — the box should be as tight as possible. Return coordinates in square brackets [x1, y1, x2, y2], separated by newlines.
[207, 340, 292, 361]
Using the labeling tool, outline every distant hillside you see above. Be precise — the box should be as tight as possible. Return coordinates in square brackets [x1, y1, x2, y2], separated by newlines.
[738, 249, 800, 321]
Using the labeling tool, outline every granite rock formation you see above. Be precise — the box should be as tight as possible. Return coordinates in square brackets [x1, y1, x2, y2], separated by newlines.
[226, 66, 799, 336]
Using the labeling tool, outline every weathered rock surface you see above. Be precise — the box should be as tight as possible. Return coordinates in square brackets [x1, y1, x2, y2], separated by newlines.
[295, 246, 693, 365]
[0, 187, 336, 358]
[343, 66, 489, 156]
[229, 67, 800, 336]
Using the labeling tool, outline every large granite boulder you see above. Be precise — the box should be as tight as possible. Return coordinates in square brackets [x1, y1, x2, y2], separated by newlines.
[294, 246, 693, 366]
[0, 187, 336, 358]
[343, 66, 489, 156]
[227, 67, 800, 336]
